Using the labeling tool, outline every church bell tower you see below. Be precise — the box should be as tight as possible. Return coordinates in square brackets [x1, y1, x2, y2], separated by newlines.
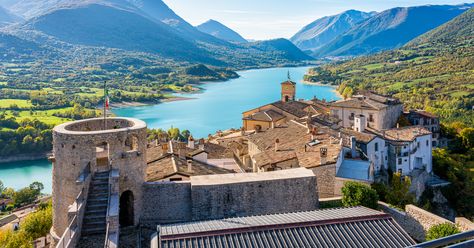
[281, 71, 296, 102]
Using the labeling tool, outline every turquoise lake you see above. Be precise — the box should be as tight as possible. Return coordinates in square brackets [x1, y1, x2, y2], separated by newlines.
[0, 66, 340, 194]
[114, 66, 340, 137]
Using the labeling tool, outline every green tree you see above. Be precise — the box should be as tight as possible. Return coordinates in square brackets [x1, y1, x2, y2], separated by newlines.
[459, 128, 474, 149]
[386, 172, 414, 208]
[21, 201, 52, 240]
[426, 223, 460, 241]
[2, 187, 15, 199]
[13, 187, 38, 206]
[341, 181, 379, 209]
[29, 181, 44, 195]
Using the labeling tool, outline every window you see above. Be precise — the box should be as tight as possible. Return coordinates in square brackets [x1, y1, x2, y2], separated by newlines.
[369, 114, 374, 122]
[385, 156, 387, 161]
[170, 178, 182, 182]
[417, 142, 420, 148]
[426, 140, 429, 147]
[375, 142, 379, 152]
[349, 113, 355, 120]
[398, 158, 402, 165]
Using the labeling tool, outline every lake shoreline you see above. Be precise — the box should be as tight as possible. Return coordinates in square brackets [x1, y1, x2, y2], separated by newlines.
[302, 80, 343, 99]
[0, 152, 49, 164]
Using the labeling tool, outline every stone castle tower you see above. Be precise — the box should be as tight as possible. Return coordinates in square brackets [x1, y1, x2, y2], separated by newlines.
[281, 77, 296, 102]
[50, 118, 147, 240]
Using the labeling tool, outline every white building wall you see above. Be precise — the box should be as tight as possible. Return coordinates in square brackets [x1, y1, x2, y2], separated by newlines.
[391, 134, 432, 175]
[366, 137, 388, 172]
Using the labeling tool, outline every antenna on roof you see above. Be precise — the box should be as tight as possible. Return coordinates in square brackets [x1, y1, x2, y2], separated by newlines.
[287, 70, 291, 81]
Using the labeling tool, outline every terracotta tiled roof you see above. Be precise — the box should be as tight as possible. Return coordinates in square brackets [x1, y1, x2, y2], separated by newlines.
[330, 91, 401, 110]
[247, 121, 342, 168]
[406, 110, 438, 119]
[340, 128, 377, 144]
[146, 154, 234, 182]
[243, 109, 286, 122]
[281, 80, 296, 85]
[270, 100, 309, 118]
[383, 126, 432, 142]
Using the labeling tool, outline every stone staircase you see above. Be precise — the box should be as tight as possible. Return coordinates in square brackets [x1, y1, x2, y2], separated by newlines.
[77, 171, 110, 247]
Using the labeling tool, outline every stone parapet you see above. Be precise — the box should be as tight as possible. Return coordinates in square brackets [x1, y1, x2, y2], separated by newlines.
[378, 202, 453, 242]
[455, 217, 474, 232]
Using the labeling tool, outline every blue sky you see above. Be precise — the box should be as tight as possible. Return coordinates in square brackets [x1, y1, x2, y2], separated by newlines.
[163, 0, 471, 40]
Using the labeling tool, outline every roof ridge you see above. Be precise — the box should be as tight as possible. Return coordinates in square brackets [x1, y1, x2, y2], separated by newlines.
[160, 211, 392, 241]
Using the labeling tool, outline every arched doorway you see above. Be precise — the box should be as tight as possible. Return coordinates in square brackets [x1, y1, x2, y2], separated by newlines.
[119, 190, 134, 226]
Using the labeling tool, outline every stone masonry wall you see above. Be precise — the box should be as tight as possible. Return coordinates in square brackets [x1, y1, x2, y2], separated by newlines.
[191, 176, 318, 220]
[379, 202, 453, 242]
[141, 182, 192, 227]
[311, 164, 336, 198]
[141, 171, 319, 226]
[455, 217, 474, 232]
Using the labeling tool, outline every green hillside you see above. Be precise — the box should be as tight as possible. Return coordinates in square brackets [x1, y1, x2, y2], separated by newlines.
[305, 8, 474, 125]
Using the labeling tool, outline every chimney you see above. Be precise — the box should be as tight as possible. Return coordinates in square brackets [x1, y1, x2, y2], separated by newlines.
[271, 121, 275, 129]
[275, 139, 280, 152]
[320, 147, 328, 165]
[350, 136, 357, 158]
[187, 135, 195, 149]
[198, 138, 205, 150]
[306, 118, 311, 133]
[166, 141, 172, 153]
[187, 160, 193, 172]
[354, 115, 366, 133]
[311, 127, 317, 141]
[162, 143, 169, 153]
[178, 146, 186, 159]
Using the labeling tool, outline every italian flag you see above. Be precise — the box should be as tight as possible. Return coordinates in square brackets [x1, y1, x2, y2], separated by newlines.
[105, 88, 110, 110]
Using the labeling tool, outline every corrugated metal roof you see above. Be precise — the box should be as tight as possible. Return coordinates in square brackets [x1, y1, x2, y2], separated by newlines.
[158, 207, 415, 248]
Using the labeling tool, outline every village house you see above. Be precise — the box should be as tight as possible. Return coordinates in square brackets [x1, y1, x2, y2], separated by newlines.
[405, 110, 444, 147]
[146, 138, 242, 182]
[329, 91, 404, 131]
[242, 78, 331, 132]
[380, 126, 433, 175]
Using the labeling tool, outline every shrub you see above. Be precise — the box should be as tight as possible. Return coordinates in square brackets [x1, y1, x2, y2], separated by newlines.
[341, 181, 379, 209]
[426, 223, 460, 241]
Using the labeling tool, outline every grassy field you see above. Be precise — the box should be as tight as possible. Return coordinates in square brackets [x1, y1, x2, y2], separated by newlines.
[0, 99, 33, 109]
[3, 107, 100, 125]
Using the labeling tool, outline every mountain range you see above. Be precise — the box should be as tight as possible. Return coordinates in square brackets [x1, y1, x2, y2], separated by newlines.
[0, 0, 312, 69]
[290, 10, 374, 52]
[293, 4, 472, 57]
[0, 5, 22, 27]
[196, 19, 247, 43]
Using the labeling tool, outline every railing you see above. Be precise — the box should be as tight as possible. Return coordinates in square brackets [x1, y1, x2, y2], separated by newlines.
[56, 189, 87, 248]
[409, 230, 474, 248]
[104, 178, 112, 248]
[104, 220, 110, 248]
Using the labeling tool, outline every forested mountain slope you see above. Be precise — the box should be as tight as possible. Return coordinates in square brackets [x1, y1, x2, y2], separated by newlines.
[314, 4, 470, 57]
[305, 8, 474, 125]
[291, 10, 373, 51]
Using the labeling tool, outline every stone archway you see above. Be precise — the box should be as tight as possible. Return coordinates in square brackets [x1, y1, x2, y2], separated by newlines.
[119, 190, 134, 227]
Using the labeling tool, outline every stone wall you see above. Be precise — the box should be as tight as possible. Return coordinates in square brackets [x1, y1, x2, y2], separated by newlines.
[141, 182, 192, 226]
[311, 164, 336, 198]
[378, 202, 453, 242]
[191, 173, 318, 220]
[455, 217, 474, 232]
[141, 168, 319, 226]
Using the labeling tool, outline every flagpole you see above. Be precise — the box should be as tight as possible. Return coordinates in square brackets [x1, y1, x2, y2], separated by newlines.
[103, 81, 107, 130]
